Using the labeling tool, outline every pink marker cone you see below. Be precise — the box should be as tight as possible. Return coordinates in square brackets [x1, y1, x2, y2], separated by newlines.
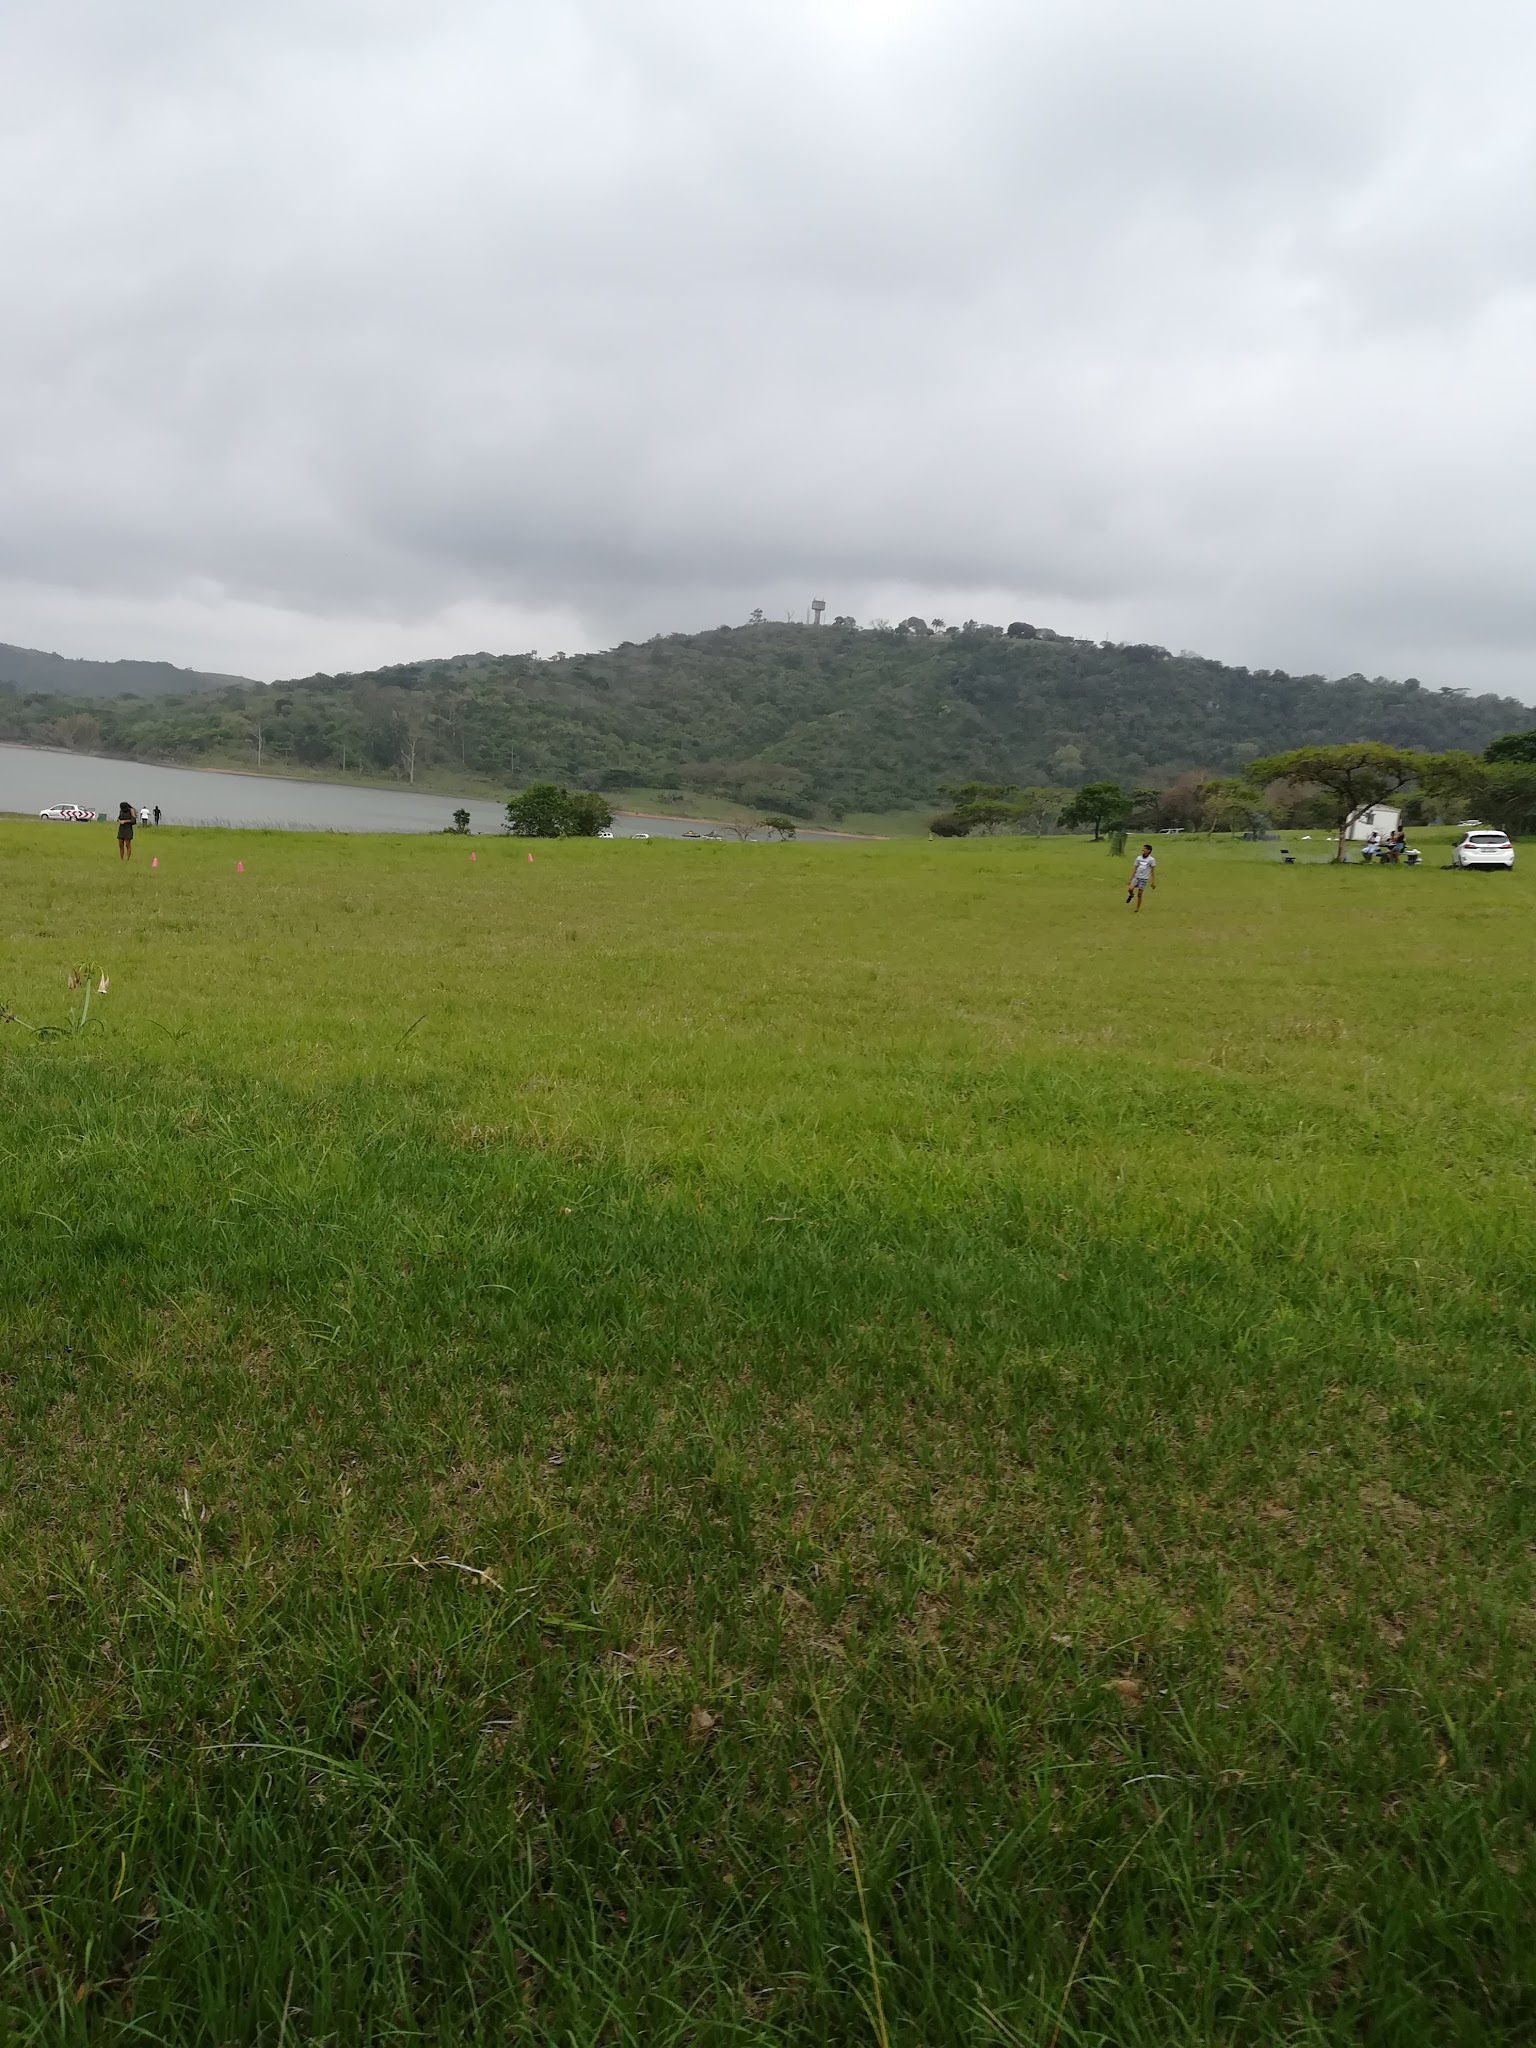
[470, 850, 477, 862]
[151, 855, 158, 869]
[527, 851, 534, 863]
[236, 860, 244, 873]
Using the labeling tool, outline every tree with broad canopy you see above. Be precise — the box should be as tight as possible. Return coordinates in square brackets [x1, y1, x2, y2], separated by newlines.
[1245, 745, 1430, 863]
[504, 783, 614, 838]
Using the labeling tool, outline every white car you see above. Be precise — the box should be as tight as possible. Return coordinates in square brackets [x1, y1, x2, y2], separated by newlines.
[1452, 829, 1514, 870]
[39, 804, 98, 822]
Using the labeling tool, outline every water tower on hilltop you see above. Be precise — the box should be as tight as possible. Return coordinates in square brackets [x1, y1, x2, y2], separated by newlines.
[811, 598, 825, 626]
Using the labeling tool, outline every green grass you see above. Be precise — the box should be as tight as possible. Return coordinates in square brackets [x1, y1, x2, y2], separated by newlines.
[0, 824, 1532, 2045]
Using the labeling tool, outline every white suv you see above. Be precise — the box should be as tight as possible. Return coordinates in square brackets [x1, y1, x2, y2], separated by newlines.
[1452, 829, 1514, 870]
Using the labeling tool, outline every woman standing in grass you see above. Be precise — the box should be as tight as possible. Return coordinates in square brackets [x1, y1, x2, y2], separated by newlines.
[116, 801, 136, 861]
[1126, 842, 1156, 911]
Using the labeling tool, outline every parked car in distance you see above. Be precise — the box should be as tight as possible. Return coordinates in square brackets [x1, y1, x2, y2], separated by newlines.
[1452, 829, 1515, 869]
[39, 804, 98, 821]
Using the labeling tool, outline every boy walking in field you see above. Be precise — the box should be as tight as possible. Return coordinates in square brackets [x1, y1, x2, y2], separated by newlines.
[1126, 842, 1156, 911]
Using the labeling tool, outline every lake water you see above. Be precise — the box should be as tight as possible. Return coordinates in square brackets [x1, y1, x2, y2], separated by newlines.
[0, 743, 828, 839]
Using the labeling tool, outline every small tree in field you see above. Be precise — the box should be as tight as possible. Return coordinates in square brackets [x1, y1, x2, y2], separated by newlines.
[505, 784, 572, 837]
[564, 790, 615, 837]
[1262, 776, 1335, 828]
[1246, 745, 1428, 863]
[450, 808, 471, 834]
[1477, 764, 1536, 835]
[760, 814, 797, 839]
[956, 800, 1023, 834]
[1156, 770, 1213, 832]
[1422, 750, 1536, 835]
[1201, 777, 1268, 836]
[1013, 785, 1067, 833]
[504, 783, 614, 838]
[1058, 781, 1129, 840]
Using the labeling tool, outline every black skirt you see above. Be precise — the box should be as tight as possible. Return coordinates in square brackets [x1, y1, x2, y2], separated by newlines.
[118, 822, 134, 841]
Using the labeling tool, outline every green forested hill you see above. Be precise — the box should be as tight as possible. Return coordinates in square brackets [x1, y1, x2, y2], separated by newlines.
[0, 621, 1527, 816]
[0, 641, 252, 699]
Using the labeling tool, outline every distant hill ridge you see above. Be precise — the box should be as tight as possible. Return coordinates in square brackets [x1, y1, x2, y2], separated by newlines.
[0, 620, 1529, 817]
[0, 640, 253, 699]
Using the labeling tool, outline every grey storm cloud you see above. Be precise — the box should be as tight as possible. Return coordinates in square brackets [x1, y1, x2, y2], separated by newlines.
[3, 0, 1535, 690]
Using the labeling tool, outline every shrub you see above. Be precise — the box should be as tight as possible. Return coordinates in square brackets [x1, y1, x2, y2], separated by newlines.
[504, 783, 614, 838]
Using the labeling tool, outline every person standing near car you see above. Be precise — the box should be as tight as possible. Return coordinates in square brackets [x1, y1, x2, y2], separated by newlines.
[116, 802, 136, 861]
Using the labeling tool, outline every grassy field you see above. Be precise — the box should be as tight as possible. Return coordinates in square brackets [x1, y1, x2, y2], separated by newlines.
[1, 824, 1531, 2045]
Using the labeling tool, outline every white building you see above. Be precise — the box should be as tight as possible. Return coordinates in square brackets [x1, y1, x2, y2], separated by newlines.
[1348, 802, 1401, 842]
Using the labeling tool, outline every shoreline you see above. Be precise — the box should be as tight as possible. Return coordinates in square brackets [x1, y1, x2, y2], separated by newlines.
[0, 741, 876, 837]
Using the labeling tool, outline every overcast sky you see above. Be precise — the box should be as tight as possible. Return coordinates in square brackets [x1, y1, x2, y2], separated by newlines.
[4, 0, 1535, 693]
